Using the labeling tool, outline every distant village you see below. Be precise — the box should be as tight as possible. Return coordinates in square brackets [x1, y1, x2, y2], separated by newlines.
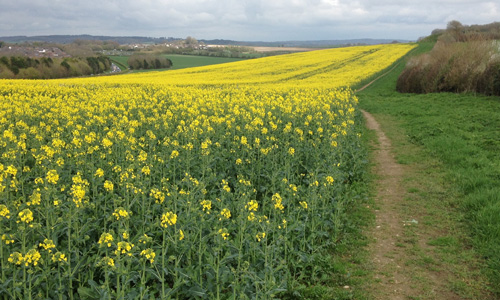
[0, 45, 70, 58]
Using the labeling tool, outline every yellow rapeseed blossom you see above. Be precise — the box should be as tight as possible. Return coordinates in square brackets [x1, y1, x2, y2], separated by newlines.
[23, 248, 41, 267]
[2, 234, 15, 245]
[299, 201, 308, 209]
[139, 234, 152, 244]
[219, 208, 231, 220]
[140, 248, 156, 264]
[112, 208, 130, 220]
[18, 208, 33, 224]
[200, 200, 212, 214]
[46, 169, 59, 184]
[51, 251, 68, 263]
[0, 204, 10, 219]
[245, 200, 258, 212]
[179, 229, 185, 241]
[272, 193, 284, 212]
[98, 232, 114, 247]
[115, 241, 134, 256]
[95, 168, 104, 177]
[8, 252, 24, 265]
[39, 239, 56, 252]
[256, 232, 266, 242]
[103, 180, 114, 192]
[218, 228, 229, 240]
[170, 150, 179, 159]
[27, 189, 41, 206]
[101, 257, 115, 268]
[160, 211, 177, 228]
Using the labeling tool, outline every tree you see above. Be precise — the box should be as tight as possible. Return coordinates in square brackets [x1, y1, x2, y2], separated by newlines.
[185, 36, 198, 46]
[447, 20, 465, 41]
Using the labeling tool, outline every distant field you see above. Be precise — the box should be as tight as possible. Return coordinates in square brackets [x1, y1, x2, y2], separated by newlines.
[109, 54, 244, 71]
[252, 46, 324, 52]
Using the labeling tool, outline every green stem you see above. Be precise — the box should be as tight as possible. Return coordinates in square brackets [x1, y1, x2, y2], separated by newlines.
[67, 209, 73, 300]
[162, 230, 166, 299]
[58, 267, 63, 300]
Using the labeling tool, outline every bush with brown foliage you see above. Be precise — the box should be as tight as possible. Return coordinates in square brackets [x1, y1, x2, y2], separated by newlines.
[397, 21, 500, 95]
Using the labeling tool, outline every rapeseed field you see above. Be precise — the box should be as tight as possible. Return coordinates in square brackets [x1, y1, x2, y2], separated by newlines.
[0, 44, 415, 299]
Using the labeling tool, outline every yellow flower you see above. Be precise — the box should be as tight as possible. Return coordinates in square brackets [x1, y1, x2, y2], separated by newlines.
[140, 248, 156, 264]
[326, 176, 334, 185]
[141, 166, 151, 175]
[8, 252, 23, 265]
[2, 234, 15, 245]
[112, 208, 130, 220]
[299, 201, 308, 209]
[18, 208, 33, 224]
[235, 158, 242, 165]
[23, 248, 41, 267]
[39, 239, 56, 252]
[122, 232, 129, 239]
[46, 169, 59, 184]
[5, 165, 17, 177]
[139, 234, 152, 244]
[272, 193, 284, 212]
[170, 150, 179, 159]
[219, 208, 231, 220]
[245, 200, 258, 212]
[247, 212, 256, 221]
[103, 180, 114, 192]
[288, 147, 295, 156]
[51, 251, 68, 263]
[256, 232, 266, 242]
[0, 204, 10, 219]
[150, 188, 165, 204]
[279, 219, 287, 229]
[98, 232, 114, 247]
[102, 138, 113, 148]
[95, 168, 104, 177]
[179, 229, 185, 241]
[218, 228, 229, 240]
[115, 241, 134, 256]
[160, 211, 177, 228]
[200, 200, 212, 214]
[27, 190, 41, 206]
[101, 257, 115, 268]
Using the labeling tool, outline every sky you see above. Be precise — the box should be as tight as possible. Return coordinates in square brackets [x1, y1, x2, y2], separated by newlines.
[0, 0, 499, 41]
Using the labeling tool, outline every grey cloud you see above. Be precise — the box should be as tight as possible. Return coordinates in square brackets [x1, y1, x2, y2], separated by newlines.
[0, 0, 498, 40]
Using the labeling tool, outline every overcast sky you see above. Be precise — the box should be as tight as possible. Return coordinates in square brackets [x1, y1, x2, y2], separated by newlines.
[0, 0, 499, 41]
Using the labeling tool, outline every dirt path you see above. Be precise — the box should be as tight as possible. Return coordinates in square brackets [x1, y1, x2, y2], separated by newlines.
[361, 111, 469, 299]
[362, 110, 416, 299]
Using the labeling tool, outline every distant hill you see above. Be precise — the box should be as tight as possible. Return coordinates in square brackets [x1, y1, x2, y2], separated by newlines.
[0, 35, 410, 47]
[0, 35, 181, 44]
[200, 39, 411, 47]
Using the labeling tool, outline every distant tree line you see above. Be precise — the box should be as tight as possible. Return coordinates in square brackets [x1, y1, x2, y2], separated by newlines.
[127, 54, 172, 70]
[397, 21, 500, 96]
[0, 55, 111, 79]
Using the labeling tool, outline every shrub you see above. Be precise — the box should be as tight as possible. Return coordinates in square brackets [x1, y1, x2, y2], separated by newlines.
[397, 40, 500, 94]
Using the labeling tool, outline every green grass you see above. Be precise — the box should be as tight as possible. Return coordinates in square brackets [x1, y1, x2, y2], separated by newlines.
[109, 54, 244, 72]
[357, 42, 500, 296]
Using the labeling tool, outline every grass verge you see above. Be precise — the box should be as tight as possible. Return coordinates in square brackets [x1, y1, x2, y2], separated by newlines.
[357, 42, 499, 297]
